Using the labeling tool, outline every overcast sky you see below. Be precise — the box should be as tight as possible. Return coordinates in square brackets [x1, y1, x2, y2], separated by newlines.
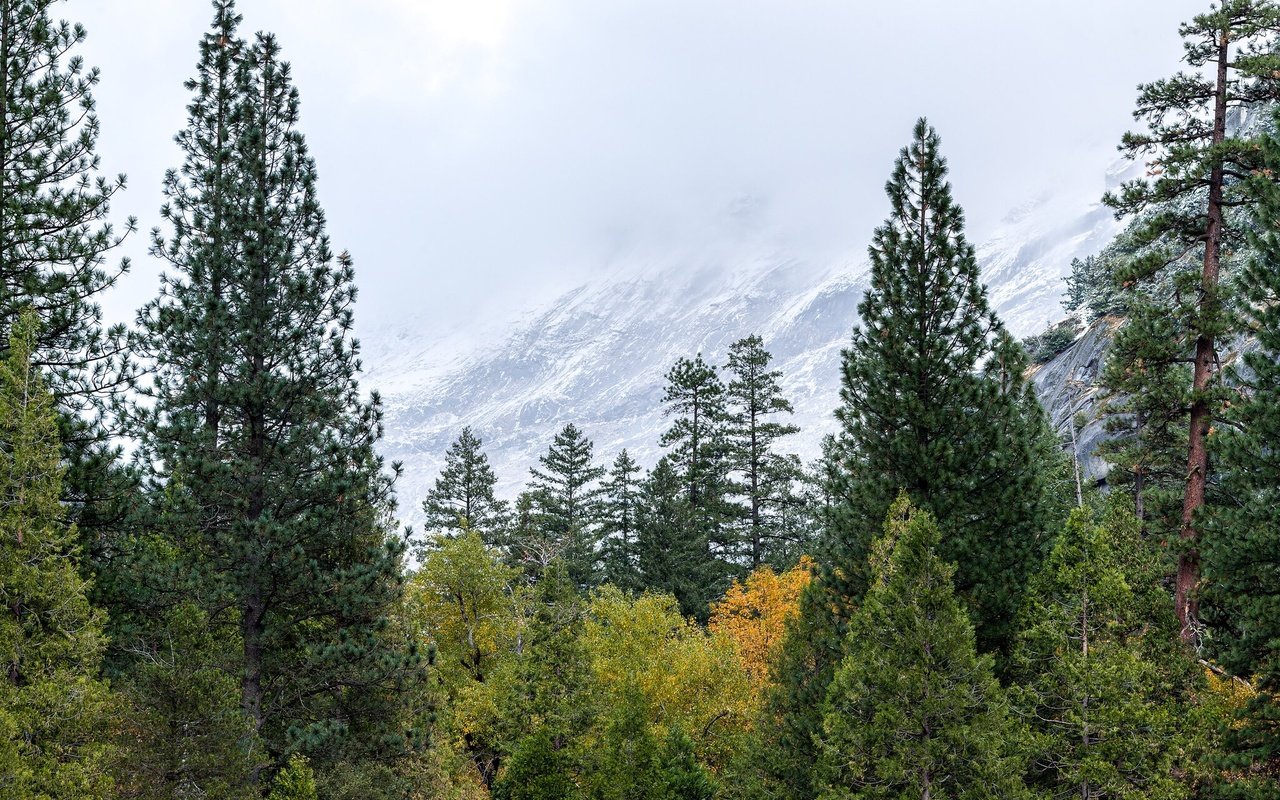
[72, 0, 1207, 338]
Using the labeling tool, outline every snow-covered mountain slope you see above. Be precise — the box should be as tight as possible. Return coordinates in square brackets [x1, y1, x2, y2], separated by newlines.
[363, 179, 1129, 527]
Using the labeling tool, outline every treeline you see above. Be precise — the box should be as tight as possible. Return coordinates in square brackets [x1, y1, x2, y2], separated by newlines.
[2, 1, 1280, 800]
[418, 333, 822, 621]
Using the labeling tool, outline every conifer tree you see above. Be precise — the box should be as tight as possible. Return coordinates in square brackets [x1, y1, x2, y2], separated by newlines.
[660, 354, 736, 585]
[0, 315, 115, 799]
[589, 684, 664, 800]
[421, 427, 509, 541]
[1011, 505, 1189, 799]
[0, 0, 133, 410]
[1103, 0, 1280, 640]
[818, 497, 1029, 800]
[827, 118, 1054, 651]
[516, 559, 592, 746]
[0, 0, 138, 611]
[525, 423, 605, 588]
[767, 120, 1055, 797]
[659, 727, 718, 800]
[599, 449, 643, 591]
[635, 458, 719, 620]
[723, 334, 802, 569]
[1203, 133, 1280, 773]
[136, 12, 419, 785]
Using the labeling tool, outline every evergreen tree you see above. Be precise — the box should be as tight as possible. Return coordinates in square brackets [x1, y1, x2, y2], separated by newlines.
[659, 726, 717, 800]
[1203, 129, 1280, 775]
[516, 559, 592, 746]
[492, 729, 579, 800]
[589, 684, 665, 800]
[660, 354, 736, 587]
[135, 13, 419, 785]
[525, 423, 605, 588]
[420, 427, 509, 542]
[635, 458, 719, 621]
[1011, 505, 1189, 799]
[767, 120, 1056, 798]
[1102, 0, 1280, 640]
[0, 0, 133, 411]
[0, 315, 115, 799]
[723, 334, 802, 569]
[599, 449, 643, 591]
[827, 118, 1055, 652]
[817, 497, 1029, 800]
[0, 0, 139, 629]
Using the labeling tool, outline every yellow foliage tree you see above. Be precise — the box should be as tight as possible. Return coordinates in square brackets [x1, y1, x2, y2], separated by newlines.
[708, 557, 812, 697]
[582, 588, 753, 772]
[403, 531, 527, 791]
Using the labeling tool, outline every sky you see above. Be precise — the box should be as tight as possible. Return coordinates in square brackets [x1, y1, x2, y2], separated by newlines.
[71, 0, 1208, 339]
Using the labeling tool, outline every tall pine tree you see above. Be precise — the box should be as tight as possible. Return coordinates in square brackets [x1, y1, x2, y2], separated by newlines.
[136, 12, 419, 786]
[724, 334, 802, 569]
[1203, 125, 1280, 776]
[0, 0, 133, 411]
[826, 118, 1053, 653]
[764, 119, 1056, 798]
[1102, 0, 1280, 641]
[660, 354, 737, 591]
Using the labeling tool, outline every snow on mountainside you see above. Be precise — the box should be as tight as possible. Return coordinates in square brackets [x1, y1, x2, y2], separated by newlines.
[363, 176, 1129, 528]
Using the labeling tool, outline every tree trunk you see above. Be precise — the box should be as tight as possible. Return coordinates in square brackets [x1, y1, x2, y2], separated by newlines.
[1176, 27, 1229, 644]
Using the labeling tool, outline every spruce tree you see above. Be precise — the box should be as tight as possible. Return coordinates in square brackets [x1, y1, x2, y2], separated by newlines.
[818, 497, 1029, 800]
[420, 427, 509, 541]
[599, 449, 643, 591]
[723, 334, 802, 569]
[1102, 0, 1280, 640]
[0, 315, 115, 799]
[1203, 130, 1280, 773]
[136, 13, 419, 785]
[1011, 505, 1189, 799]
[525, 423, 605, 588]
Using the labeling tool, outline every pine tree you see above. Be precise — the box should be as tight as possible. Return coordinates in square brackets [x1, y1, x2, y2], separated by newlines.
[525, 423, 605, 588]
[599, 449, 643, 591]
[723, 334, 802, 569]
[1102, 0, 1280, 641]
[1011, 505, 1189, 799]
[660, 354, 736, 588]
[828, 118, 1054, 651]
[635, 458, 719, 621]
[420, 427, 509, 542]
[135, 12, 419, 785]
[0, 0, 133, 410]
[817, 497, 1029, 800]
[0, 314, 115, 799]
[766, 120, 1056, 798]
[659, 726, 717, 800]
[1203, 128, 1280, 774]
[0, 0, 139, 627]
